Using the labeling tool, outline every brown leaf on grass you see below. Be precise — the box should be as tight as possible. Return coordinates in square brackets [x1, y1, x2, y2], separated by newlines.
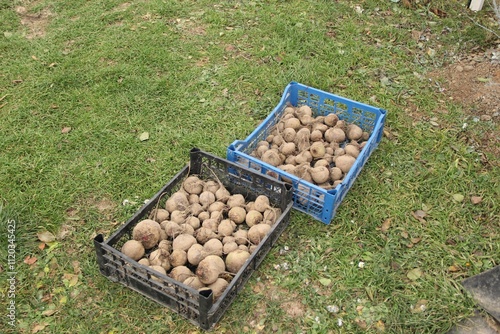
[37, 231, 56, 243]
[470, 196, 482, 205]
[375, 320, 386, 332]
[41, 294, 53, 303]
[326, 29, 336, 38]
[32, 323, 49, 333]
[411, 30, 422, 41]
[66, 207, 79, 217]
[391, 261, 401, 270]
[57, 224, 74, 240]
[61, 126, 71, 134]
[383, 129, 395, 139]
[24, 255, 37, 265]
[72, 261, 81, 274]
[411, 300, 428, 313]
[42, 308, 57, 316]
[224, 44, 236, 52]
[38, 243, 46, 250]
[355, 318, 368, 329]
[410, 237, 422, 244]
[448, 265, 461, 272]
[430, 7, 447, 18]
[412, 210, 427, 223]
[381, 218, 391, 233]
[402, 0, 413, 9]
[62, 273, 79, 288]
[252, 282, 264, 294]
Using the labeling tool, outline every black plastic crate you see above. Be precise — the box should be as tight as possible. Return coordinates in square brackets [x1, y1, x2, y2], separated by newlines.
[94, 148, 293, 330]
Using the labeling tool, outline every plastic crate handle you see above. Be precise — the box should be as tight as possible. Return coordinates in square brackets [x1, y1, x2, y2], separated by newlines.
[228, 140, 246, 151]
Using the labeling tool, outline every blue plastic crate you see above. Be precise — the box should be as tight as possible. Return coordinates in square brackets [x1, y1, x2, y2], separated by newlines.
[227, 81, 387, 224]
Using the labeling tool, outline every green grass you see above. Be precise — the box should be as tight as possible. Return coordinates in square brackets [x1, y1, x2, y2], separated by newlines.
[1, 0, 499, 333]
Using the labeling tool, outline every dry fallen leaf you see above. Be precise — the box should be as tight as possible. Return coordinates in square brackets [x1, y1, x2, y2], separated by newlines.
[381, 218, 391, 233]
[402, 0, 412, 9]
[407, 268, 422, 281]
[37, 231, 56, 243]
[38, 243, 46, 250]
[375, 320, 386, 332]
[430, 7, 447, 18]
[412, 299, 428, 313]
[452, 193, 464, 202]
[57, 224, 74, 240]
[252, 282, 263, 294]
[61, 127, 71, 134]
[448, 265, 461, 272]
[355, 318, 368, 329]
[24, 255, 37, 265]
[470, 196, 482, 205]
[32, 323, 49, 333]
[412, 210, 427, 222]
[72, 261, 81, 274]
[383, 129, 395, 139]
[319, 278, 332, 286]
[410, 237, 422, 244]
[391, 261, 401, 270]
[139, 132, 149, 141]
[41, 308, 57, 316]
[62, 273, 79, 287]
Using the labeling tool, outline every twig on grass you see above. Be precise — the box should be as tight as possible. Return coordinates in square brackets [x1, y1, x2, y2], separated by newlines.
[466, 0, 500, 39]
[465, 11, 500, 39]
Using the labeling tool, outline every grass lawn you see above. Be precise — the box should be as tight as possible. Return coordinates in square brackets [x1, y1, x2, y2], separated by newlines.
[1, 0, 499, 333]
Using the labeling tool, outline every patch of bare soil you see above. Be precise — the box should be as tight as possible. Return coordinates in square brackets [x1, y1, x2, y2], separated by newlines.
[112, 2, 131, 12]
[281, 300, 306, 318]
[95, 198, 116, 213]
[15, 5, 53, 39]
[429, 45, 500, 162]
